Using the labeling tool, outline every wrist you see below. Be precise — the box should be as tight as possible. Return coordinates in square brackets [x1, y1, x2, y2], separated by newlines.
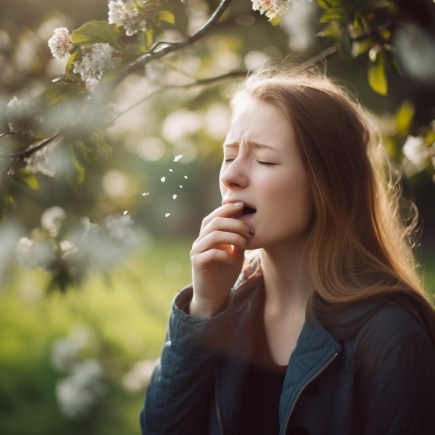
[189, 294, 228, 318]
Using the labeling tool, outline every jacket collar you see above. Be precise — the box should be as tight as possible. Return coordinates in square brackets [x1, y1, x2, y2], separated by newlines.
[279, 317, 341, 434]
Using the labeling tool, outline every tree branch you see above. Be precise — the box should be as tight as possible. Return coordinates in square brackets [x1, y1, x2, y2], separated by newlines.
[110, 69, 247, 123]
[0, 132, 62, 160]
[126, 0, 232, 75]
[300, 45, 338, 69]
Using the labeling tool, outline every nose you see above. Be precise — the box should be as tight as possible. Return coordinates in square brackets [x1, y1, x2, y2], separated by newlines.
[219, 157, 249, 191]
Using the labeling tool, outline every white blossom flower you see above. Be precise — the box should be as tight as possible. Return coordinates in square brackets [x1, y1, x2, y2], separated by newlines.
[25, 140, 57, 177]
[16, 236, 55, 269]
[121, 359, 157, 393]
[403, 135, 426, 167]
[6, 96, 24, 134]
[280, 0, 317, 51]
[41, 206, 66, 236]
[394, 23, 435, 83]
[56, 360, 105, 419]
[73, 43, 120, 92]
[6, 96, 35, 135]
[77, 214, 136, 270]
[251, 0, 288, 21]
[51, 339, 81, 372]
[108, 0, 130, 26]
[104, 214, 135, 245]
[60, 239, 75, 254]
[108, 0, 147, 36]
[50, 327, 96, 372]
[16, 237, 35, 267]
[6, 96, 22, 112]
[48, 27, 74, 61]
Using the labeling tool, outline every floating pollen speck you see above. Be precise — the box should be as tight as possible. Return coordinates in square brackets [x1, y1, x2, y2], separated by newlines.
[165, 212, 171, 218]
[172, 194, 177, 200]
[184, 175, 188, 179]
[142, 192, 150, 196]
[161, 176, 166, 182]
[169, 168, 173, 172]
[179, 185, 183, 188]
[173, 154, 183, 162]
[123, 210, 128, 215]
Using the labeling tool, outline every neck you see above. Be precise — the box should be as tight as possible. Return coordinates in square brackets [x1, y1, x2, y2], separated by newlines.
[259, 239, 312, 315]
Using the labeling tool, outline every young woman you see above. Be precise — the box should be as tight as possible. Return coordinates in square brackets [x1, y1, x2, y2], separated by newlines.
[140, 69, 435, 435]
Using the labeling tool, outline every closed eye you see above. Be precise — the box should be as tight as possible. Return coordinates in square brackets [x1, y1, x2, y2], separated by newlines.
[257, 161, 276, 167]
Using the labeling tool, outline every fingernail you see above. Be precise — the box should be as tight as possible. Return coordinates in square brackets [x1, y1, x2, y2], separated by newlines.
[233, 201, 243, 208]
[248, 226, 255, 236]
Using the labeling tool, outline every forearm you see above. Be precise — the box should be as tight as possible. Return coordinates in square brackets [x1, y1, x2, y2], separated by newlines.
[141, 286, 231, 434]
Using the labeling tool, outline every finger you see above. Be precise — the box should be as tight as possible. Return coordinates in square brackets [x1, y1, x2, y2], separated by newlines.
[198, 216, 251, 241]
[200, 202, 244, 231]
[191, 230, 248, 255]
[191, 248, 244, 271]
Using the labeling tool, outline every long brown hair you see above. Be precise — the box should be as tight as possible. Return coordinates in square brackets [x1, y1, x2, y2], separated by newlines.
[233, 68, 435, 345]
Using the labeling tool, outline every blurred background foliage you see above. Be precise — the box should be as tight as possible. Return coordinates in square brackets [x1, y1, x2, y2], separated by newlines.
[0, 0, 434, 433]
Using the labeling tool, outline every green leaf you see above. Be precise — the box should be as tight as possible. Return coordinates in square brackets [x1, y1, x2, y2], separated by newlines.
[351, 39, 372, 57]
[380, 29, 391, 42]
[71, 20, 120, 48]
[122, 43, 148, 56]
[145, 28, 154, 48]
[22, 174, 39, 190]
[159, 10, 175, 24]
[269, 16, 282, 26]
[39, 80, 85, 107]
[14, 168, 40, 190]
[395, 100, 414, 135]
[320, 8, 346, 24]
[317, 0, 331, 10]
[72, 153, 86, 185]
[425, 130, 435, 146]
[368, 53, 388, 96]
[319, 22, 341, 39]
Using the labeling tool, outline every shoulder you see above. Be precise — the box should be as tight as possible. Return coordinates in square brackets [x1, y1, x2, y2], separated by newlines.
[356, 302, 427, 347]
[351, 301, 435, 371]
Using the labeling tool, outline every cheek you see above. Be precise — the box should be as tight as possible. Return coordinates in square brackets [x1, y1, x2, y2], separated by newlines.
[270, 175, 313, 219]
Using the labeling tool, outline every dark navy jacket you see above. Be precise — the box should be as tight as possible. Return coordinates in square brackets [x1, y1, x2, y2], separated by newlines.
[141, 272, 435, 435]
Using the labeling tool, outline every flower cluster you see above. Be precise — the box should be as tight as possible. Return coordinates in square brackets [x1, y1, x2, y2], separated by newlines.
[251, 0, 289, 21]
[48, 27, 74, 61]
[6, 96, 37, 136]
[56, 360, 105, 419]
[108, 0, 147, 36]
[16, 236, 56, 269]
[73, 43, 120, 92]
[78, 214, 137, 270]
[24, 140, 58, 177]
[402, 134, 435, 177]
[51, 328, 105, 420]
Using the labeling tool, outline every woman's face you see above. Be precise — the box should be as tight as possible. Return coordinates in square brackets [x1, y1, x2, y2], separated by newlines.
[220, 96, 314, 252]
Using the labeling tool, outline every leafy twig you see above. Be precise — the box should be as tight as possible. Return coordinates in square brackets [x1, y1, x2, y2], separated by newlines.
[0, 132, 62, 160]
[125, 0, 232, 75]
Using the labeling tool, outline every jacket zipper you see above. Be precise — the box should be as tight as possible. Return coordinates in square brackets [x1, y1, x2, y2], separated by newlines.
[215, 371, 224, 435]
[283, 352, 338, 435]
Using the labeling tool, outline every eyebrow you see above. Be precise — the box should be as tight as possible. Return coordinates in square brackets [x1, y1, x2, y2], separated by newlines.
[222, 141, 277, 151]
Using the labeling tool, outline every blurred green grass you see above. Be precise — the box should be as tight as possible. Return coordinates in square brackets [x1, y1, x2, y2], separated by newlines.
[0, 237, 192, 435]
[0, 238, 433, 435]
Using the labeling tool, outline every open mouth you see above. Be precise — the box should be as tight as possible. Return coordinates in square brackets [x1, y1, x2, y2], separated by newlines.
[242, 206, 257, 215]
